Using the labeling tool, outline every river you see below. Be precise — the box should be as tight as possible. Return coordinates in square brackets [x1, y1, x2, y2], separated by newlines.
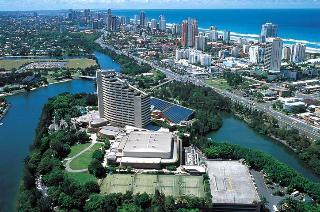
[0, 52, 318, 211]
[208, 113, 320, 181]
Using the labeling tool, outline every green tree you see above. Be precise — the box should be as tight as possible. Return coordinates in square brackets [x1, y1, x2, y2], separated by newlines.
[84, 194, 105, 212]
[134, 193, 151, 209]
[88, 159, 106, 178]
[117, 203, 143, 212]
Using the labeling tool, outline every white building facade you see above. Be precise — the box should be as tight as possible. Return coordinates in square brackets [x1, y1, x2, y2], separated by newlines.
[264, 38, 283, 71]
[97, 70, 151, 128]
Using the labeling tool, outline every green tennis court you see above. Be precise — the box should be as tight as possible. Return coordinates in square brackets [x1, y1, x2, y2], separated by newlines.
[100, 174, 205, 197]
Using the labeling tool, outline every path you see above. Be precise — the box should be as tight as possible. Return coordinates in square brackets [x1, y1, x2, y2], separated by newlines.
[65, 134, 98, 173]
[251, 170, 284, 212]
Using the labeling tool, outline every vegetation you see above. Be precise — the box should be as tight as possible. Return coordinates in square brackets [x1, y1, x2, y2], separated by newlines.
[66, 172, 97, 185]
[98, 47, 152, 76]
[153, 82, 228, 144]
[18, 93, 211, 211]
[205, 78, 231, 90]
[203, 142, 320, 205]
[65, 58, 97, 70]
[67, 143, 90, 158]
[17, 93, 100, 211]
[280, 197, 320, 211]
[232, 102, 320, 176]
[84, 191, 210, 212]
[0, 59, 38, 71]
[69, 143, 103, 170]
[136, 70, 167, 89]
[223, 72, 243, 87]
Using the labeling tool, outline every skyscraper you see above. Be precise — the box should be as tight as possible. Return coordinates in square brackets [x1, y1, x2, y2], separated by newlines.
[282, 46, 291, 61]
[97, 70, 151, 128]
[181, 20, 188, 47]
[171, 24, 181, 35]
[159, 15, 166, 31]
[139, 11, 146, 27]
[150, 19, 158, 30]
[291, 43, 306, 63]
[195, 33, 208, 51]
[181, 18, 198, 47]
[264, 38, 283, 71]
[249, 46, 265, 64]
[106, 9, 113, 31]
[191, 19, 198, 47]
[261, 23, 278, 38]
[223, 30, 230, 44]
[208, 29, 218, 42]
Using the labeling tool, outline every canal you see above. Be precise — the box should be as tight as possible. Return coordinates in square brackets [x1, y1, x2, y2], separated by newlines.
[0, 52, 318, 211]
[208, 113, 320, 181]
[0, 51, 116, 212]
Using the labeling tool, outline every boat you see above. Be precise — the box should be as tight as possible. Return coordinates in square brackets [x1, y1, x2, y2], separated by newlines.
[0, 123, 3, 126]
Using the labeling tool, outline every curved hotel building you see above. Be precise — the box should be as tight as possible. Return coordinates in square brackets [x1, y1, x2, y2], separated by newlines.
[97, 70, 151, 128]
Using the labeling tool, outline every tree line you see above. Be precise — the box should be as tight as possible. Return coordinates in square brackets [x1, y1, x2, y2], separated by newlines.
[17, 93, 211, 211]
[154, 81, 320, 210]
[204, 142, 320, 211]
[232, 102, 320, 176]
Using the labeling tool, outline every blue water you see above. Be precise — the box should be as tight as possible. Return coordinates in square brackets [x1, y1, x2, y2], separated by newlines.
[94, 51, 121, 71]
[0, 80, 95, 212]
[113, 9, 320, 49]
[208, 113, 320, 182]
[0, 51, 121, 212]
[0, 50, 319, 211]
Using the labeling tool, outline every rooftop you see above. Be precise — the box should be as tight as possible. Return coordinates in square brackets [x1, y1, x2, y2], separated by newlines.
[150, 97, 194, 124]
[207, 160, 260, 205]
[120, 131, 173, 159]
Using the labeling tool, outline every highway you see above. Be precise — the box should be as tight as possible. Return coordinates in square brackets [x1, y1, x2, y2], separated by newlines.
[96, 35, 320, 140]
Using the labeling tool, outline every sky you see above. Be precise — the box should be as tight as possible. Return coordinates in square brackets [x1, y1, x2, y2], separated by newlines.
[0, 0, 320, 11]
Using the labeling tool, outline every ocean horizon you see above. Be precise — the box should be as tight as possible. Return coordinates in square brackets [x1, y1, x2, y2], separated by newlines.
[111, 9, 320, 52]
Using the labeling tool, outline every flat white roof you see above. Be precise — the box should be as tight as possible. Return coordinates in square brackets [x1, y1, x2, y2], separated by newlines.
[122, 131, 172, 154]
[207, 161, 260, 204]
[117, 157, 162, 164]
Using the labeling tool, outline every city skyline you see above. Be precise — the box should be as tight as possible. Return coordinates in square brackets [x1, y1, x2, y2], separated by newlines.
[1, 0, 320, 11]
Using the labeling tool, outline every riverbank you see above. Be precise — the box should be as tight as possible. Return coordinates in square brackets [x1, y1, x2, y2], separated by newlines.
[233, 112, 297, 152]
[0, 103, 10, 121]
[98, 38, 320, 179]
[0, 78, 73, 98]
[209, 113, 320, 181]
[0, 79, 96, 212]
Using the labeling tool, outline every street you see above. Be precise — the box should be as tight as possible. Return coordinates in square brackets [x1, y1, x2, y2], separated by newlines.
[96, 34, 320, 140]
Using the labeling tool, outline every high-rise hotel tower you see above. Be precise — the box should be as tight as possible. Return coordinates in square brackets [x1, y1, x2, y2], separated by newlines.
[97, 70, 151, 128]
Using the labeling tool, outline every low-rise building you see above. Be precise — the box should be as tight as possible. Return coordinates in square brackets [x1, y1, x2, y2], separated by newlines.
[107, 131, 178, 169]
[280, 97, 306, 111]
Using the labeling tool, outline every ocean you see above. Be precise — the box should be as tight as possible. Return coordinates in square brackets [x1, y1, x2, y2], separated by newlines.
[112, 9, 320, 52]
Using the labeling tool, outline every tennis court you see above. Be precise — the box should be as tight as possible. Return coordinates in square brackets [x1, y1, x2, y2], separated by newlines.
[100, 174, 205, 197]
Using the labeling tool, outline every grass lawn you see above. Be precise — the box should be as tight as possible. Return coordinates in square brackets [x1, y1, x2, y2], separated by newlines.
[67, 143, 91, 158]
[0, 58, 96, 71]
[0, 59, 34, 71]
[206, 78, 231, 90]
[100, 174, 205, 197]
[66, 172, 96, 184]
[69, 143, 103, 170]
[65, 58, 97, 69]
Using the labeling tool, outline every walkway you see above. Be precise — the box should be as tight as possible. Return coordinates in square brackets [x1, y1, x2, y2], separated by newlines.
[65, 134, 98, 173]
[251, 170, 284, 211]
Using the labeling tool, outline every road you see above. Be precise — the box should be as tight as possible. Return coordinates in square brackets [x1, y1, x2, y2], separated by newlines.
[96, 34, 320, 140]
[251, 170, 284, 212]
